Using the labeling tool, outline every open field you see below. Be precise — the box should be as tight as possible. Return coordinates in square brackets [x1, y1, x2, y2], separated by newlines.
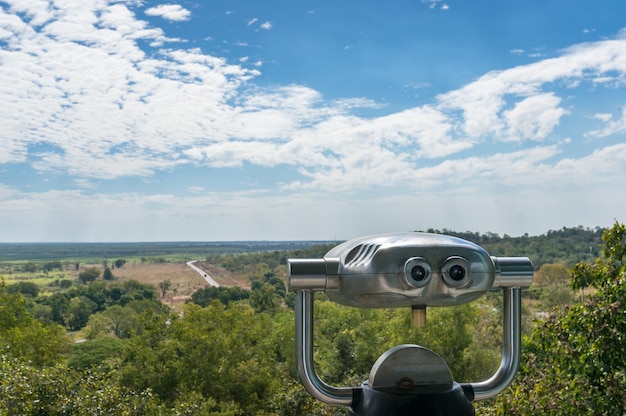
[111, 262, 210, 307]
[0, 240, 331, 307]
[0, 259, 236, 308]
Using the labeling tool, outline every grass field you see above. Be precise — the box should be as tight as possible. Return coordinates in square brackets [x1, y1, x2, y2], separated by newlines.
[0, 260, 237, 308]
[112, 262, 210, 307]
[0, 241, 321, 309]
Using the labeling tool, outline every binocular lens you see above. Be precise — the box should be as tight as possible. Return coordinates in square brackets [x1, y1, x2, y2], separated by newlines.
[404, 257, 432, 288]
[411, 265, 428, 281]
[442, 256, 471, 288]
[448, 264, 466, 281]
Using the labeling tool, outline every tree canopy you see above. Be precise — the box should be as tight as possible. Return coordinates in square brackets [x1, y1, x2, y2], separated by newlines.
[484, 221, 626, 415]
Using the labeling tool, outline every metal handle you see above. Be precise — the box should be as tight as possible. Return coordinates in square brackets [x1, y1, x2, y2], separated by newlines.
[295, 286, 525, 404]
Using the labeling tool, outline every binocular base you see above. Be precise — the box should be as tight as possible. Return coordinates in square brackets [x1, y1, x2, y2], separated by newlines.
[348, 381, 475, 416]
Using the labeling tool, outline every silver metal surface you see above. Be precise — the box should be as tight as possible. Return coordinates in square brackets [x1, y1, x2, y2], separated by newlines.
[469, 287, 522, 400]
[289, 232, 497, 308]
[288, 232, 534, 406]
[368, 344, 453, 391]
[295, 291, 354, 406]
[493, 257, 534, 288]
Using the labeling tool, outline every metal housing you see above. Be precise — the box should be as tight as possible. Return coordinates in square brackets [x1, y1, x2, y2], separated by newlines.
[290, 232, 496, 308]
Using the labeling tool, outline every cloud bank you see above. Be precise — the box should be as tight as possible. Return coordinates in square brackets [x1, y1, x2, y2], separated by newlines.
[0, 0, 625, 240]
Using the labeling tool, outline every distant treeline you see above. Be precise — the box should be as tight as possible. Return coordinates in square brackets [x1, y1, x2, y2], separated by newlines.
[424, 226, 605, 267]
[207, 226, 606, 273]
[0, 241, 336, 262]
[0, 226, 606, 267]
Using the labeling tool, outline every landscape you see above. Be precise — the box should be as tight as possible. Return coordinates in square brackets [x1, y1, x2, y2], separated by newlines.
[2, 0, 625, 414]
[1, 223, 624, 415]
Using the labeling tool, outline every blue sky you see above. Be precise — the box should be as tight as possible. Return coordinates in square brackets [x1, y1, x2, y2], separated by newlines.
[1, 0, 625, 242]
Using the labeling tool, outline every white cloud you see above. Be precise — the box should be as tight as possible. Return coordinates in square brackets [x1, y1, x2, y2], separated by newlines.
[436, 33, 626, 143]
[187, 186, 205, 194]
[502, 93, 569, 141]
[593, 113, 612, 122]
[586, 108, 626, 138]
[1, 1, 626, 241]
[260, 21, 272, 30]
[145, 4, 191, 22]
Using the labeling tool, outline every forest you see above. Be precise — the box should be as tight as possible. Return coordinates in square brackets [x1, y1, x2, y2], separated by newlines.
[0, 224, 624, 415]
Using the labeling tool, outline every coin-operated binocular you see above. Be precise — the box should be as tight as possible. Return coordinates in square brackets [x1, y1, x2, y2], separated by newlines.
[288, 232, 533, 416]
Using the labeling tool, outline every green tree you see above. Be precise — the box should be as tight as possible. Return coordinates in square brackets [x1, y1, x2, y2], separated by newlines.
[84, 312, 115, 339]
[487, 221, 626, 415]
[158, 279, 171, 298]
[7, 281, 39, 298]
[572, 220, 625, 290]
[189, 286, 250, 307]
[0, 356, 163, 414]
[250, 283, 279, 313]
[78, 267, 100, 284]
[172, 302, 281, 413]
[42, 260, 63, 274]
[533, 263, 577, 309]
[66, 297, 93, 330]
[0, 279, 68, 366]
[119, 309, 180, 403]
[67, 337, 125, 370]
[103, 266, 114, 280]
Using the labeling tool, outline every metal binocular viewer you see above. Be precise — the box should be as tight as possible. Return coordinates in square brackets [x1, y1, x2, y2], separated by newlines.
[288, 232, 533, 416]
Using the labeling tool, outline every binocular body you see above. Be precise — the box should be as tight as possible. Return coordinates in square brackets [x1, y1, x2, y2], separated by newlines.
[289, 232, 532, 307]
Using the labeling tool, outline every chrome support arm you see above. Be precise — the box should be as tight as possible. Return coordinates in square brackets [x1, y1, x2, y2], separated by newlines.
[295, 291, 355, 406]
[469, 287, 522, 401]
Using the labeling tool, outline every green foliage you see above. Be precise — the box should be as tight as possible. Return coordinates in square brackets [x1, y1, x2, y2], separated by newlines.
[83, 300, 166, 339]
[189, 286, 250, 307]
[103, 266, 115, 280]
[531, 263, 577, 309]
[572, 221, 626, 290]
[158, 279, 171, 297]
[59, 278, 73, 288]
[119, 302, 286, 414]
[67, 337, 125, 370]
[429, 226, 604, 267]
[173, 303, 282, 412]
[311, 297, 502, 387]
[67, 297, 94, 330]
[0, 280, 69, 367]
[113, 258, 127, 268]
[7, 281, 39, 297]
[37, 280, 159, 330]
[250, 263, 287, 300]
[78, 267, 100, 284]
[250, 283, 280, 313]
[0, 356, 164, 415]
[119, 309, 180, 403]
[486, 221, 626, 415]
[210, 244, 337, 274]
[22, 262, 38, 273]
[43, 260, 63, 273]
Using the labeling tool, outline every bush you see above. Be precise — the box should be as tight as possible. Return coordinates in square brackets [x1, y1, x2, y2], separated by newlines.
[7, 281, 39, 297]
[68, 338, 124, 370]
